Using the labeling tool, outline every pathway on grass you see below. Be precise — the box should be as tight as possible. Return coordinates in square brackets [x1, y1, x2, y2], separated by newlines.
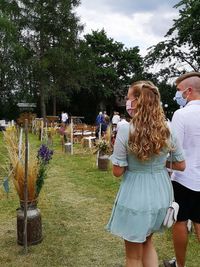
[0, 142, 199, 266]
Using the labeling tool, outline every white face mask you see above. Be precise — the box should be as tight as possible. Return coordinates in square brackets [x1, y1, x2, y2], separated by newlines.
[174, 89, 188, 107]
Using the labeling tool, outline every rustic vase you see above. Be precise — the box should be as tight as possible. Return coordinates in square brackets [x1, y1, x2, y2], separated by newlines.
[98, 154, 109, 171]
[17, 200, 42, 246]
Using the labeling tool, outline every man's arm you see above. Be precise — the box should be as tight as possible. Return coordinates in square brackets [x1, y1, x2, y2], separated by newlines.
[171, 111, 184, 147]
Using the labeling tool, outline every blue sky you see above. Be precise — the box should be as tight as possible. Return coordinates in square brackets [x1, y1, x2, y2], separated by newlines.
[76, 0, 180, 55]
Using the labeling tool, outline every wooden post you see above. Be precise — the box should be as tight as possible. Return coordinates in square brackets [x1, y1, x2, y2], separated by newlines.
[45, 122, 48, 144]
[40, 119, 44, 141]
[96, 123, 102, 166]
[23, 119, 29, 253]
[99, 123, 102, 139]
[70, 117, 73, 155]
[18, 128, 23, 160]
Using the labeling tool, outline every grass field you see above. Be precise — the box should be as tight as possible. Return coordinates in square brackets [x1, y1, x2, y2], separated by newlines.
[0, 132, 199, 267]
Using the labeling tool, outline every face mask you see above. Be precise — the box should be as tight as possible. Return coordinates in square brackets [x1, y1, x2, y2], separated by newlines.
[126, 100, 134, 117]
[174, 90, 187, 107]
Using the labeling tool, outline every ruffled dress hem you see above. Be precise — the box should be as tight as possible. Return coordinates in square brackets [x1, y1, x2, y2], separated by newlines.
[105, 227, 163, 243]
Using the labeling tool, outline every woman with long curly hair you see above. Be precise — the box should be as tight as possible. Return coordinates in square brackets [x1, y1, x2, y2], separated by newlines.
[106, 81, 186, 267]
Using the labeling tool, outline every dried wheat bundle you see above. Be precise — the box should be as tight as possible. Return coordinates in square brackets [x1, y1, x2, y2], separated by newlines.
[4, 127, 39, 201]
[105, 124, 112, 145]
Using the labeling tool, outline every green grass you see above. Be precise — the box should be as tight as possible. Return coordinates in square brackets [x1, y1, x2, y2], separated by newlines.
[0, 132, 199, 267]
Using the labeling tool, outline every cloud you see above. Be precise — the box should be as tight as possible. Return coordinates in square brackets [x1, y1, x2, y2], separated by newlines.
[78, 0, 178, 15]
[76, 1, 179, 56]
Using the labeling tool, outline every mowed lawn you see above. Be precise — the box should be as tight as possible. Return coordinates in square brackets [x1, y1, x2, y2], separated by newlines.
[0, 132, 199, 267]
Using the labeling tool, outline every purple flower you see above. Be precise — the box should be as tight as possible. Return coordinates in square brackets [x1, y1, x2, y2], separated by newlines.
[37, 144, 53, 164]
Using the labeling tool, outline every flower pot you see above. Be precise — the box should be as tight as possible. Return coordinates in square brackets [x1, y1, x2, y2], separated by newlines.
[98, 155, 109, 171]
[17, 201, 42, 246]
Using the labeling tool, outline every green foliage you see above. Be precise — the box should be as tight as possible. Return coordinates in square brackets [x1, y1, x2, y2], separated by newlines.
[158, 82, 179, 119]
[1, 2, 146, 120]
[0, 0, 83, 118]
[170, 0, 200, 48]
[95, 139, 111, 155]
[72, 29, 144, 117]
[0, 3, 25, 108]
[145, 0, 200, 79]
[36, 163, 46, 196]
[36, 144, 53, 196]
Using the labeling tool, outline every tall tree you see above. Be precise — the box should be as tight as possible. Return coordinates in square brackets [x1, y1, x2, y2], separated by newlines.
[145, 0, 200, 80]
[0, 1, 28, 118]
[0, 0, 83, 118]
[73, 29, 144, 120]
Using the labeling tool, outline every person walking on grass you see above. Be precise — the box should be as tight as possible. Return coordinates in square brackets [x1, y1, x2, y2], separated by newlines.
[163, 72, 200, 267]
[106, 81, 185, 267]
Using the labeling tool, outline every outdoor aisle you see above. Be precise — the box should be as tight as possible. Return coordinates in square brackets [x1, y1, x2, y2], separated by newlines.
[0, 136, 199, 266]
[39, 147, 124, 267]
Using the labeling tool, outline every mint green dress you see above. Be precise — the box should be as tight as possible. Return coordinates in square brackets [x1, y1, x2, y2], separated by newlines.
[106, 123, 184, 243]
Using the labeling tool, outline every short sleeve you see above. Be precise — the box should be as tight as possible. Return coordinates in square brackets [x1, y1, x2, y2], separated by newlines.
[171, 110, 184, 147]
[109, 124, 129, 167]
[167, 131, 185, 162]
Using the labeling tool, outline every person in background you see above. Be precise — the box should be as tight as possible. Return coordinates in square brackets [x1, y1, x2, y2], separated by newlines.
[111, 114, 129, 147]
[163, 72, 200, 267]
[103, 111, 107, 117]
[116, 114, 129, 131]
[106, 81, 185, 267]
[112, 111, 120, 128]
[96, 111, 104, 126]
[95, 115, 110, 138]
[61, 111, 68, 125]
[111, 111, 121, 144]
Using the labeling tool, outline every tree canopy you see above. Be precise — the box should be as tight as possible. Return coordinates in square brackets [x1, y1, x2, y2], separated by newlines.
[145, 0, 200, 80]
[0, 0, 83, 118]
[69, 30, 144, 122]
[1, 1, 189, 121]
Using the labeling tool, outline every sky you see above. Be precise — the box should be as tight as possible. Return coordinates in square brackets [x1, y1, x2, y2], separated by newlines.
[76, 0, 180, 56]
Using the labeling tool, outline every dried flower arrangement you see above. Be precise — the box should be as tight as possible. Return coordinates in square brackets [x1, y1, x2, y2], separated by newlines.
[95, 139, 111, 156]
[3, 127, 53, 202]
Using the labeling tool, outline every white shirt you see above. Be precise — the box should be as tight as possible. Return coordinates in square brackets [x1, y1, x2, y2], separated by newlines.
[112, 114, 120, 124]
[171, 100, 200, 191]
[61, 112, 68, 122]
[117, 119, 129, 131]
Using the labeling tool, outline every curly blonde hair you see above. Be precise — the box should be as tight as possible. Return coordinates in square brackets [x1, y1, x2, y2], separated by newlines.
[128, 81, 170, 161]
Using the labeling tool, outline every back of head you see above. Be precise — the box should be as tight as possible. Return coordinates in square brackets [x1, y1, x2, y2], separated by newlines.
[104, 115, 110, 124]
[176, 72, 200, 96]
[130, 81, 161, 115]
[129, 81, 170, 161]
[120, 114, 126, 120]
[175, 72, 200, 86]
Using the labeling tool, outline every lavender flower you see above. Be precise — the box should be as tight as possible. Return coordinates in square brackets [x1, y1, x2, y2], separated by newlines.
[37, 144, 53, 164]
[36, 144, 53, 196]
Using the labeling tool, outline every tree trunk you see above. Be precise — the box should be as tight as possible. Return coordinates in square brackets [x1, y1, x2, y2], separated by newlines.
[53, 95, 56, 116]
[99, 102, 105, 112]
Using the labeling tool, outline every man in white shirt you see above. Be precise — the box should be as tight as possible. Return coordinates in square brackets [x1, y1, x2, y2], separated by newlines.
[164, 72, 200, 267]
[61, 111, 68, 124]
[116, 114, 129, 131]
[112, 111, 120, 125]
